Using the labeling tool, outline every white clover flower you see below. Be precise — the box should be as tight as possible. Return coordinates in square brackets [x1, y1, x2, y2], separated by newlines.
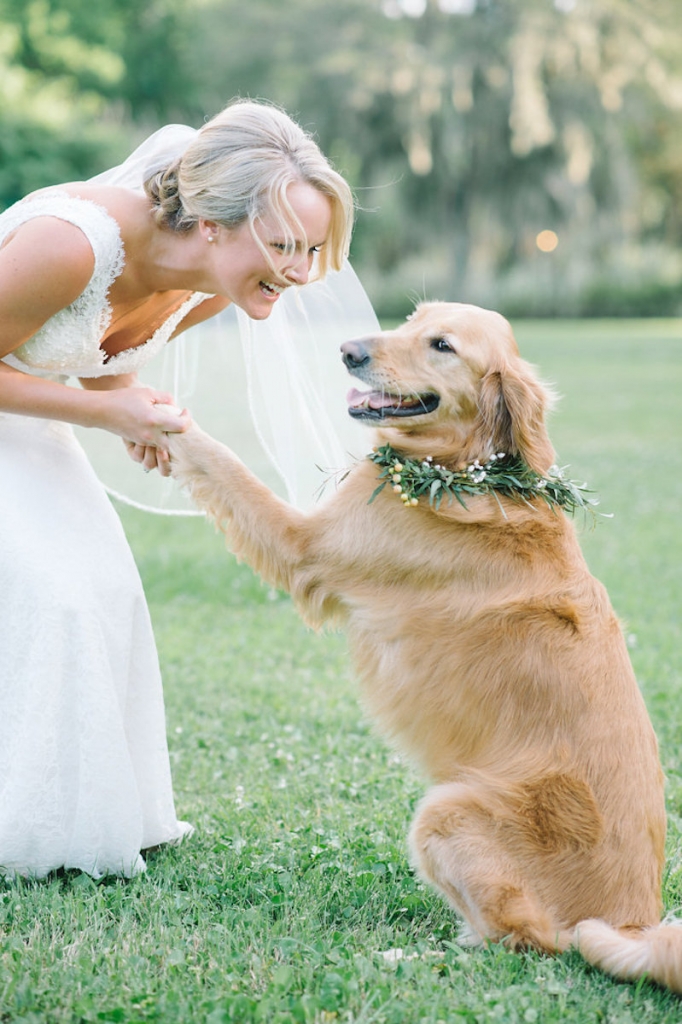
[379, 948, 406, 963]
[393, 484, 402, 493]
[392, 473, 402, 483]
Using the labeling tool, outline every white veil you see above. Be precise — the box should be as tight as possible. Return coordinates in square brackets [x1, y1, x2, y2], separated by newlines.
[79, 125, 380, 513]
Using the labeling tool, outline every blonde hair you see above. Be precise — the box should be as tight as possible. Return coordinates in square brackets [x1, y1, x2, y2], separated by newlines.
[144, 100, 354, 277]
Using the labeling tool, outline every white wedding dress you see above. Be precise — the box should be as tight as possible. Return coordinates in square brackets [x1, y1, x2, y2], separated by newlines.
[0, 191, 195, 878]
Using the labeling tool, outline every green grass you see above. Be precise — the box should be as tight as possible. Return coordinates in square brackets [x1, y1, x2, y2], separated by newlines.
[2, 319, 682, 1022]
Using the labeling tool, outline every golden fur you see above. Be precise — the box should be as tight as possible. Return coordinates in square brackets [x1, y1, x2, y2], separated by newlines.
[169, 301, 680, 992]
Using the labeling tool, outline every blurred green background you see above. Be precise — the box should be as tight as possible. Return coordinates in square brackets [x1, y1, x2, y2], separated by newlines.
[1, 0, 681, 320]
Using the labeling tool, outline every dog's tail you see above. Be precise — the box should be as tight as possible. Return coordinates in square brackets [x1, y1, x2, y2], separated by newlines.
[574, 918, 682, 993]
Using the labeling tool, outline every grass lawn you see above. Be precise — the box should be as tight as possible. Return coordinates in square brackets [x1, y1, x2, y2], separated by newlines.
[1, 319, 681, 1023]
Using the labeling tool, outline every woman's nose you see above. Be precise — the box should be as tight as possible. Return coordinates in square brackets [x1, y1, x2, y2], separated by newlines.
[284, 251, 313, 285]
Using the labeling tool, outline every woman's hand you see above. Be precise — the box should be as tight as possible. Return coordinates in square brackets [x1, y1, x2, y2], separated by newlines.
[79, 377, 190, 477]
[97, 387, 191, 450]
[123, 440, 173, 476]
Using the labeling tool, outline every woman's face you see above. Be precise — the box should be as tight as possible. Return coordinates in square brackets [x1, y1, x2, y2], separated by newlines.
[202, 182, 333, 319]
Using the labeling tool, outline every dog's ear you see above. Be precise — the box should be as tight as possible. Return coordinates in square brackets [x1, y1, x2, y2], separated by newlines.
[465, 362, 555, 474]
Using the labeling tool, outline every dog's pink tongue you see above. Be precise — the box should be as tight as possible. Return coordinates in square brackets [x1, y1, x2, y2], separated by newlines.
[346, 387, 367, 408]
[346, 388, 393, 410]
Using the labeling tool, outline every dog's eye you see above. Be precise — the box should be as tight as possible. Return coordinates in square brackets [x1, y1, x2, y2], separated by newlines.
[430, 337, 455, 354]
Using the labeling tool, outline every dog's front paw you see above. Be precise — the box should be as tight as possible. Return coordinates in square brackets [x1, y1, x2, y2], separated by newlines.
[166, 423, 207, 472]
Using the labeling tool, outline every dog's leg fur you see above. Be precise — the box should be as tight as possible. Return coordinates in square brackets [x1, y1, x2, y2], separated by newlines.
[169, 427, 310, 596]
[409, 782, 572, 954]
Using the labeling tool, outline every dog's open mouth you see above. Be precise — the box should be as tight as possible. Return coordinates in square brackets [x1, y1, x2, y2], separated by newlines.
[346, 387, 440, 420]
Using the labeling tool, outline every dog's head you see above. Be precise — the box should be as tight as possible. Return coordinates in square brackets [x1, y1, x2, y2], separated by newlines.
[342, 301, 555, 474]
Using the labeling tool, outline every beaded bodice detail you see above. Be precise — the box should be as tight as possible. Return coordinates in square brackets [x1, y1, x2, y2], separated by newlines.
[0, 190, 210, 378]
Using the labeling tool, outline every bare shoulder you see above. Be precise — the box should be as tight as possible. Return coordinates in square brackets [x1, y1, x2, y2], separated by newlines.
[0, 217, 96, 355]
[55, 182, 149, 234]
[0, 214, 96, 276]
[53, 185, 160, 297]
[26, 182, 149, 245]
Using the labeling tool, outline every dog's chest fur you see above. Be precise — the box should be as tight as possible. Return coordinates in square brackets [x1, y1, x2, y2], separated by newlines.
[291, 458, 618, 780]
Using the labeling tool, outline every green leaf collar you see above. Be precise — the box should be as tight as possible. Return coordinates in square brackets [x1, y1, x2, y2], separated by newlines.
[368, 444, 601, 518]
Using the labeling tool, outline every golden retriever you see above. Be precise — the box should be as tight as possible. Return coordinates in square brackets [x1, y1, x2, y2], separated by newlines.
[169, 301, 681, 993]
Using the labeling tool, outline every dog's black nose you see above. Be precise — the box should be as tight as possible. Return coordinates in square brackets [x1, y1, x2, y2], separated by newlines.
[341, 340, 371, 369]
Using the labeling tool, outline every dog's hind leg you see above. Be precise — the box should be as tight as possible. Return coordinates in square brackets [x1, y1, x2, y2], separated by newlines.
[409, 781, 569, 954]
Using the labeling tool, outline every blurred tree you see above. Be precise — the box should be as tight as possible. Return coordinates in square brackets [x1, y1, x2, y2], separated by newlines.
[0, 0, 201, 206]
[173, 0, 682, 314]
[115, 0, 204, 122]
[351, 0, 682, 314]
[1, 0, 680, 315]
[0, 0, 122, 203]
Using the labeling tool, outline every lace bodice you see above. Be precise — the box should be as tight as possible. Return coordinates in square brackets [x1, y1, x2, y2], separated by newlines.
[0, 190, 211, 378]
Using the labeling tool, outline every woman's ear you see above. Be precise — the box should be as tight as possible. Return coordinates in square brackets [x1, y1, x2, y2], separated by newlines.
[199, 219, 220, 243]
[464, 362, 556, 474]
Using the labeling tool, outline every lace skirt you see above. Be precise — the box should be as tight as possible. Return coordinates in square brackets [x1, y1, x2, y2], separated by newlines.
[0, 413, 191, 877]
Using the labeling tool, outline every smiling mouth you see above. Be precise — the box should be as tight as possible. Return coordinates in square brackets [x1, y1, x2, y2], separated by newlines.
[346, 387, 440, 420]
[260, 281, 286, 297]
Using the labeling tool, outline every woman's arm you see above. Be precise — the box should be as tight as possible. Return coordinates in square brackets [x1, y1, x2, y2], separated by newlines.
[0, 362, 188, 447]
[0, 217, 189, 450]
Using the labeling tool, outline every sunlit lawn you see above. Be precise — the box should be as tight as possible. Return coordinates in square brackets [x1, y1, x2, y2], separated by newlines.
[1, 319, 681, 1022]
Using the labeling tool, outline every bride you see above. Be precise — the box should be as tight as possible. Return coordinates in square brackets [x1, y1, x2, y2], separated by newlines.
[0, 99, 377, 878]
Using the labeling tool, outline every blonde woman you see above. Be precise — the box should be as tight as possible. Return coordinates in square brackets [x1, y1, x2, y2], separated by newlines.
[0, 100, 366, 878]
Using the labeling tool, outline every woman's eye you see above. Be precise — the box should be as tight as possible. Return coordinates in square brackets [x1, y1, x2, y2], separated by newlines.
[431, 337, 454, 353]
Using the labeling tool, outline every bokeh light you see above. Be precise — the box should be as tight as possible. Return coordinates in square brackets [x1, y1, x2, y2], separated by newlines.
[536, 230, 559, 253]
